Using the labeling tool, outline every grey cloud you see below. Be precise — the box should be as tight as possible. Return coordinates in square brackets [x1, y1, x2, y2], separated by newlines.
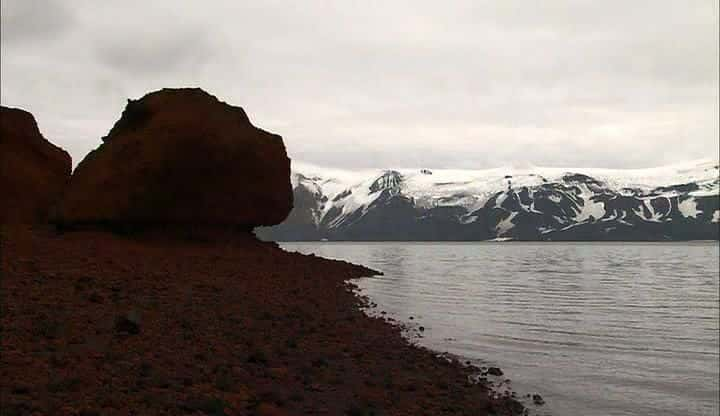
[0, 0, 74, 44]
[94, 29, 215, 75]
[1, 0, 717, 170]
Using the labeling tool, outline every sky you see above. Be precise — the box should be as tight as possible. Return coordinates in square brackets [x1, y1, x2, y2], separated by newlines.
[1, 0, 718, 170]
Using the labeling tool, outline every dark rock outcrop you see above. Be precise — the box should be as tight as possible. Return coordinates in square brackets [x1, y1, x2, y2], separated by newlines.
[57, 88, 292, 230]
[0, 106, 71, 223]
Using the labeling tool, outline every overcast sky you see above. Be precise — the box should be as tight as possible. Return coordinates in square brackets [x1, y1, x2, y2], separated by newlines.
[1, 0, 718, 170]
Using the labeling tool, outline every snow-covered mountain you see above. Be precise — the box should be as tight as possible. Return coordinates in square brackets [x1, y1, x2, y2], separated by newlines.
[257, 159, 720, 241]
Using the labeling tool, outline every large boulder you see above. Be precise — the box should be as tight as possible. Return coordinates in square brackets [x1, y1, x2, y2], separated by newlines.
[1, 106, 71, 223]
[56, 88, 292, 230]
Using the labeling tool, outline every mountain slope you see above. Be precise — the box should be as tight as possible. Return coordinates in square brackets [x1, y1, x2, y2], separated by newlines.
[257, 159, 720, 241]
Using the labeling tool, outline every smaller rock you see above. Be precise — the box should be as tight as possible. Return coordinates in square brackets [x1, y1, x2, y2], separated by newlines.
[308, 383, 324, 392]
[1, 106, 71, 223]
[247, 350, 268, 365]
[311, 357, 329, 368]
[11, 384, 30, 395]
[532, 393, 545, 406]
[256, 402, 288, 416]
[87, 292, 104, 303]
[114, 311, 140, 335]
[269, 367, 289, 379]
[418, 326, 425, 332]
[486, 367, 503, 376]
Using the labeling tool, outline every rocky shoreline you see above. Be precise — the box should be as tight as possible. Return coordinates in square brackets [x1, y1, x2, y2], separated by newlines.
[1, 225, 524, 415]
[2, 88, 524, 415]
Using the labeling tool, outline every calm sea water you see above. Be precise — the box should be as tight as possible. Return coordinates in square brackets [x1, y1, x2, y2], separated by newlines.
[281, 242, 720, 416]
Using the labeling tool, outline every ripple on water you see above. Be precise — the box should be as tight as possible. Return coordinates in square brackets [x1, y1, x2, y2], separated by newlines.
[283, 242, 720, 416]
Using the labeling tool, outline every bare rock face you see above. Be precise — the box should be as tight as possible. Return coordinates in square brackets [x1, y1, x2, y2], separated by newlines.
[1, 106, 71, 223]
[57, 88, 292, 230]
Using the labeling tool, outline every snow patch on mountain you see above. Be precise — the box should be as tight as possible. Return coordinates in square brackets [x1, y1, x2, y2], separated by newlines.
[572, 184, 606, 222]
[678, 198, 702, 219]
[496, 212, 518, 235]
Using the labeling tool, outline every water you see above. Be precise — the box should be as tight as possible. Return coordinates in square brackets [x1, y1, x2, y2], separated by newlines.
[281, 242, 720, 416]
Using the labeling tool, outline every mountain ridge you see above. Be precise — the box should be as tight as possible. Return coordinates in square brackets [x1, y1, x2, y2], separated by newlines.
[257, 159, 720, 241]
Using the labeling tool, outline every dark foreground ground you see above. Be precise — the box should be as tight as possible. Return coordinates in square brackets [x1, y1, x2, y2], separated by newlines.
[1, 226, 523, 416]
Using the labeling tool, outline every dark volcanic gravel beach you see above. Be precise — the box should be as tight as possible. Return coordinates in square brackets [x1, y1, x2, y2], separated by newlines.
[1, 225, 523, 416]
